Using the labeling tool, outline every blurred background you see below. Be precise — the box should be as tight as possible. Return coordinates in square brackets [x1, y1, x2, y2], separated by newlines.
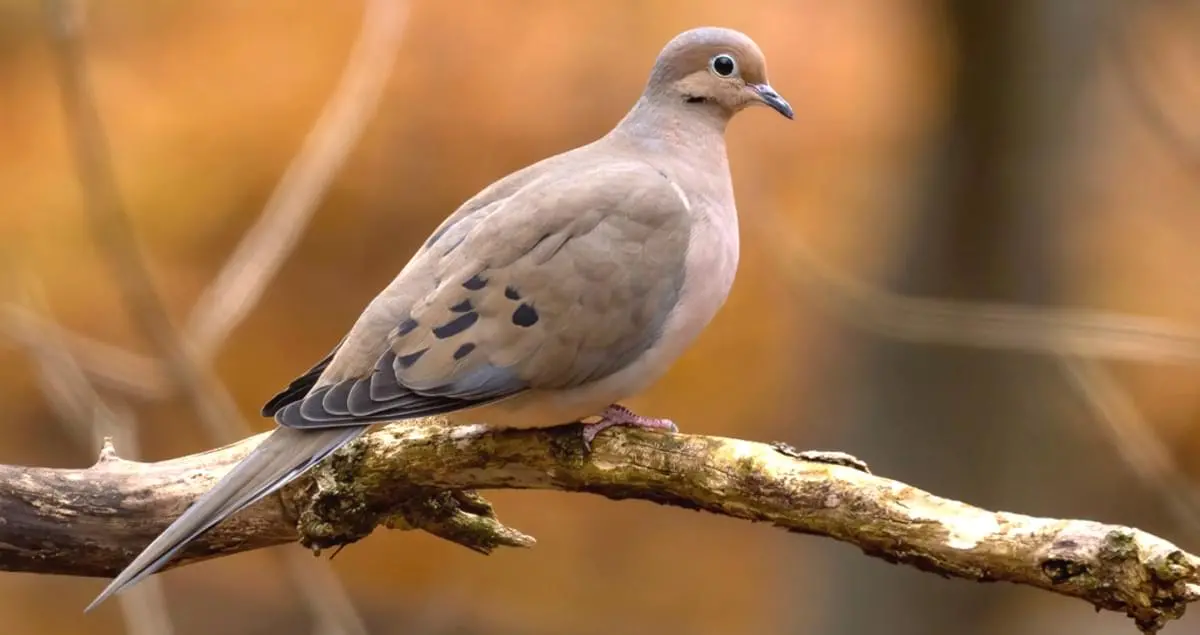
[1, 0, 1199, 633]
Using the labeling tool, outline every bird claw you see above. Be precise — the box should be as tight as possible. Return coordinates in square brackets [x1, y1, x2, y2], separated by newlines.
[580, 404, 678, 450]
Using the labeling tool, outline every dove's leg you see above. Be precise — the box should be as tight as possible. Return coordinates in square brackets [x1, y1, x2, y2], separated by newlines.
[581, 403, 678, 448]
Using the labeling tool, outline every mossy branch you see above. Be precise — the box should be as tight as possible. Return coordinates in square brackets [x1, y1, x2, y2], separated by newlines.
[0, 420, 1196, 633]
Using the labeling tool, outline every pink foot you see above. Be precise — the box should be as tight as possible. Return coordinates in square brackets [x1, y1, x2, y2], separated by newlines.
[580, 404, 678, 449]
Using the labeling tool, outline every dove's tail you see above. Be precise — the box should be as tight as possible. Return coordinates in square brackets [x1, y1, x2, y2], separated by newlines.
[85, 425, 367, 612]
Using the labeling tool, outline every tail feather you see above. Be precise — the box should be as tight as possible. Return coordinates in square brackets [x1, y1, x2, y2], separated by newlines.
[86, 425, 366, 612]
[261, 342, 341, 417]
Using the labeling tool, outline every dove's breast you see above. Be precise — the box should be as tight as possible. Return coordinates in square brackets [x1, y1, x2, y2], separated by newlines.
[454, 187, 740, 429]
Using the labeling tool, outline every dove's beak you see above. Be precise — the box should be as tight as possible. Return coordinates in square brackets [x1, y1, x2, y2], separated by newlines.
[750, 84, 794, 120]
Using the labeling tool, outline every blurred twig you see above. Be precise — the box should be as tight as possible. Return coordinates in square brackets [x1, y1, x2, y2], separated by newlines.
[759, 0, 1200, 554]
[39, 1, 410, 633]
[7, 282, 175, 635]
[764, 223, 1200, 363]
[1075, 0, 1200, 544]
[185, 0, 409, 361]
[23, 1, 1200, 631]
[0, 420, 1196, 634]
[1108, 0, 1200, 172]
[43, 0, 215, 424]
[0, 307, 167, 395]
[13, 0, 410, 397]
[763, 221, 1200, 550]
[1061, 357, 1200, 530]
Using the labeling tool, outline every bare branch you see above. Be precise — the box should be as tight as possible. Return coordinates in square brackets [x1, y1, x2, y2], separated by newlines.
[0, 422, 1195, 633]
[1, 307, 168, 395]
[42, 0, 231, 432]
[762, 223, 1200, 364]
[761, 221, 1200, 538]
[1059, 358, 1200, 531]
[16, 0, 410, 396]
[185, 0, 410, 360]
[20, 8, 1200, 634]
[1107, 1, 1200, 173]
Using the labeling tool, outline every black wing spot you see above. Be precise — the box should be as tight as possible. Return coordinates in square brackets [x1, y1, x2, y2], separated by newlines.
[396, 347, 428, 369]
[449, 299, 473, 313]
[453, 342, 476, 360]
[433, 311, 480, 339]
[504, 286, 521, 300]
[512, 304, 539, 328]
[397, 318, 419, 336]
[463, 274, 488, 290]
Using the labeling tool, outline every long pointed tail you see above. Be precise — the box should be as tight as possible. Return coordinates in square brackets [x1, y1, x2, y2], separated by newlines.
[86, 425, 366, 611]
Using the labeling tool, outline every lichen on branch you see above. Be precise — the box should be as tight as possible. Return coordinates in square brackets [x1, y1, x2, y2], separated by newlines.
[0, 419, 1195, 633]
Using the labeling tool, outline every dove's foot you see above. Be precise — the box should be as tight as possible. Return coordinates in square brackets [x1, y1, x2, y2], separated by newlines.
[580, 404, 678, 449]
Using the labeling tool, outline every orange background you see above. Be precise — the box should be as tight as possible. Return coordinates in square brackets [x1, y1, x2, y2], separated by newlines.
[1, 1, 1198, 634]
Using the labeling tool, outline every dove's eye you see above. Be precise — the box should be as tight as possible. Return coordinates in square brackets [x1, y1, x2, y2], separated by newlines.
[710, 54, 737, 77]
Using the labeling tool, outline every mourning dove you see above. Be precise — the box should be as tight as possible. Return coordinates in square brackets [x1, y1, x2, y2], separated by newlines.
[88, 26, 792, 610]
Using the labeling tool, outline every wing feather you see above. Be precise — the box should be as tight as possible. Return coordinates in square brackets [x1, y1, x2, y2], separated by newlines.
[270, 160, 690, 430]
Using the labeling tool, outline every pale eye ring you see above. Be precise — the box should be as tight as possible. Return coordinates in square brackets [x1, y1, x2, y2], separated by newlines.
[709, 54, 737, 77]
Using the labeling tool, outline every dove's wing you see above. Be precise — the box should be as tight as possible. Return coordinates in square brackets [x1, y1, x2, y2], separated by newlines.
[87, 158, 692, 610]
[274, 158, 692, 429]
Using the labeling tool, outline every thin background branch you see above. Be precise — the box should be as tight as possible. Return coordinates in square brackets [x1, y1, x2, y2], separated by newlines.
[10, 278, 176, 635]
[37, 0, 411, 633]
[184, 0, 409, 362]
[1059, 0, 1200, 549]
[1108, 0, 1200, 173]
[759, 201, 1200, 555]
[762, 222, 1200, 364]
[43, 0, 215, 426]
[1060, 357, 1200, 531]
[8, 0, 1199, 631]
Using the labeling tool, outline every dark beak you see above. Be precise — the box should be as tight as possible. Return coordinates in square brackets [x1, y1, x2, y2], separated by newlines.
[750, 83, 794, 120]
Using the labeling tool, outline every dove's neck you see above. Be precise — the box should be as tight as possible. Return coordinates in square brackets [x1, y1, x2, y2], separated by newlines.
[608, 96, 729, 164]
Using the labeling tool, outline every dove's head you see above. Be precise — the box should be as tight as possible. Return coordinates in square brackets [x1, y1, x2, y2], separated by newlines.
[646, 27, 793, 121]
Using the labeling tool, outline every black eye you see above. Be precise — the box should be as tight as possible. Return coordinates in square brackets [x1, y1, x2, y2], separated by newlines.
[710, 54, 737, 77]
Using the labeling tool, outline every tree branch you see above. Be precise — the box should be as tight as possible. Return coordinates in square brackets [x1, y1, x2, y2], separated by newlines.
[0, 422, 1196, 633]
